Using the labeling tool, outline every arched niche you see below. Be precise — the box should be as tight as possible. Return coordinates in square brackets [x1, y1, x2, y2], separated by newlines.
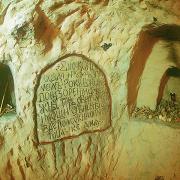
[136, 41, 175, 110]
[34, 54, 111, 144]
[0, 64, 16, 117]
[157, 67, 180, 104]
[127, 24, 180, 114]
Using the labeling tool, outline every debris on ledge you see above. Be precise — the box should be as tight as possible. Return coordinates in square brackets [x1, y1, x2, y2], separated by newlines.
[132, 100, 180, 123]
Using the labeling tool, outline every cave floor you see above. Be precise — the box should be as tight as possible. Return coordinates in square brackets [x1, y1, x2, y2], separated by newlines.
[116, 118, 180, 180]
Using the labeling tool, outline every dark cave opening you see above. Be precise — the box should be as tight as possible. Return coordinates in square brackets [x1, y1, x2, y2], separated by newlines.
[0, 64, 16, 117]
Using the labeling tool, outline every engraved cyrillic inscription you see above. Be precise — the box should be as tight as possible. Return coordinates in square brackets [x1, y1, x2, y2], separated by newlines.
[35, 56, 111, 143]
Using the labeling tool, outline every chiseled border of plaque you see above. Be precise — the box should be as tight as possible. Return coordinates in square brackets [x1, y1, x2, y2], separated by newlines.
[33, 54, 112, 144]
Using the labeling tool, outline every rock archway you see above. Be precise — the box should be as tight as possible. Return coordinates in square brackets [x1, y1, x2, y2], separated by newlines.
[157, 67, 180, 105]
[127, 24, 180, 114]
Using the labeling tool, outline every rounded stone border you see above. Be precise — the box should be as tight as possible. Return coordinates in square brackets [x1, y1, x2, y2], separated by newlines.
[33, 54, 112, 144]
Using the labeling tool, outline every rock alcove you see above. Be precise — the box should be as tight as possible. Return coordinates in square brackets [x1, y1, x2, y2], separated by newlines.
[0, 64, 16, 118]
[128, 24, 180, 123]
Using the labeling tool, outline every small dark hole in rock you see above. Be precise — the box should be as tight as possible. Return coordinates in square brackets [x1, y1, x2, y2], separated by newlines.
[101, 43, 112, 51]
[153, 17, 157, 22]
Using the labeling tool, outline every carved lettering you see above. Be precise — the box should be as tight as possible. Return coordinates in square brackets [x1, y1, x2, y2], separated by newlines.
[35, 56, 111, 143]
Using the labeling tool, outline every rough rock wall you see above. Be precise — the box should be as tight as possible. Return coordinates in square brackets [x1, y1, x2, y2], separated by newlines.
[145, 0, 180, 17]
[0, 0, 180, 180]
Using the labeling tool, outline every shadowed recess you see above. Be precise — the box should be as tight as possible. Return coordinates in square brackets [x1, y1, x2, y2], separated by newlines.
[167, 66, 180, 77]
[157, 66, 180, 105]
[148, 24, 180, 67]
[148, 24, 180, 41]
[0, 64, 15, 116]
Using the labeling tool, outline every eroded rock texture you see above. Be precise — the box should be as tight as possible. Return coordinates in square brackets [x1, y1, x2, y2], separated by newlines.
[0, 0, 180, 180]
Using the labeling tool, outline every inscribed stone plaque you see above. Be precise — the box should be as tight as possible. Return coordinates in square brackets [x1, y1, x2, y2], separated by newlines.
[35, 55, 111, 143]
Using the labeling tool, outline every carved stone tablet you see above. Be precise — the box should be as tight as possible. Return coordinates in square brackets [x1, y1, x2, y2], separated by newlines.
[35, 55, 111, 144]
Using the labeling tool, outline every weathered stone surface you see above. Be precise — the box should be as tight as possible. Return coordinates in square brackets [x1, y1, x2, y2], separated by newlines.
[35, 55, 111, 143]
